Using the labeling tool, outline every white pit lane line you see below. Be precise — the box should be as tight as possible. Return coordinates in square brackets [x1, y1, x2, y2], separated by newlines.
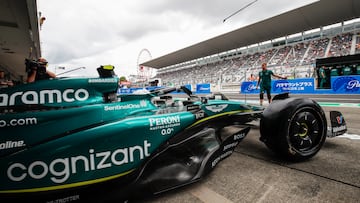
[190, 185, 233, 203]
[336, 133, 360, 140]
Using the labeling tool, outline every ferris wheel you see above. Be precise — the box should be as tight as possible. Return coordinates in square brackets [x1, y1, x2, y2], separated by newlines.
[137, 48, 154, 82]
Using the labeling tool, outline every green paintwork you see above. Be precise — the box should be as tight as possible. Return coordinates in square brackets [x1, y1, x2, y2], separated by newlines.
[0, 77, 254, 192]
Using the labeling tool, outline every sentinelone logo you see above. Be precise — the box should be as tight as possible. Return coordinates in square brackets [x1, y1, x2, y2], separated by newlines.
[104, 100, 147, 111]
[0, 89, 89, 107]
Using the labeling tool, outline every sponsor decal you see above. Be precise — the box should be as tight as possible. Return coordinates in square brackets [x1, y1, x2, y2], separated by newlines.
[0, 140, 26, 150]
[149, 115, 181, 136]
[47, 195, 80, 203]
[186, 105, 200, 111]
[160, 128, 175, 136]
[223, 142, 238, 151]
[0, 117, 37, 128]
[104, 100, 147, 111]
[211, 131, 245, 168]
[336, 115, 344, 125]
[7, 140, 151, 184]
[149, 115, 181, 131]
[211, 151, 233, 168]
[234, 132, 246, 141]
[194, 110, 205, 119]
[88, 78, 117, 83]
[329, 111, 347, 137]
[0, 89, 89, 107]
[205, 104, 228, 113]
[332, 125, 346, 133]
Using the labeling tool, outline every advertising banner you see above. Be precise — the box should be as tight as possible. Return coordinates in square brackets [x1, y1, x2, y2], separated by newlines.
[272, 78, 315, 94]
[330, 75, 360, 94]
[240, 81, 258, 94]
[118, 87, 143, 94]
[118, 86, 162, 94]
[118, 85, 193, 94]
[241, 76, 360, 94]
[118, 76, 360, 95]
[196, 83, 211, 94]
[241, 79, 314, 94]
[184, 84, 192, 92]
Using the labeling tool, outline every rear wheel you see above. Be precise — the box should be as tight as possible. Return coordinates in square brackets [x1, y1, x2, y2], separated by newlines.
[260, 97, 327, 161]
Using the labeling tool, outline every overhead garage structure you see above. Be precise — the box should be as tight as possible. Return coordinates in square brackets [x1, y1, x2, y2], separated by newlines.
[0, 0, 40, 82]
[141, 0, 360, 69]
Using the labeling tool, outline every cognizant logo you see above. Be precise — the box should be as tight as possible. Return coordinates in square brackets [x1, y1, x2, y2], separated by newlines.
[6, 140, 151, 184]
[0, 89, 89, 107]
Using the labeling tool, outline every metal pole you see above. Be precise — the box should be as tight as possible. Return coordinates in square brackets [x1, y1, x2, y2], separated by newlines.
[56, 67, 86, 76]
[223, 0, 258, 23]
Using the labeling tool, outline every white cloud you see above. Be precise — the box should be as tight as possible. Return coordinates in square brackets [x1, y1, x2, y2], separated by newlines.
[38, 0, 317, 78]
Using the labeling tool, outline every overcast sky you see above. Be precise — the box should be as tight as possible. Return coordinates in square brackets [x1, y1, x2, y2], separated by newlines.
[37, 0, 316, 78]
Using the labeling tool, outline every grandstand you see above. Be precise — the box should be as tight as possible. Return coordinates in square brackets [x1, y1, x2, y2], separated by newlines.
[140, 0, 360, 91]
[154, 21, 360, 91]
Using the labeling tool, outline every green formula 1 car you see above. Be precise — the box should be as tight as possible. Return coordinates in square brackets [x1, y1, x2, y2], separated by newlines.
[0, 67, 347, 202]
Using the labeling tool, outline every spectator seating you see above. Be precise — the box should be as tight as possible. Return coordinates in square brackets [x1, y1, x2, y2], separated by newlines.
[155, 31, 359, 88]
[328, 33, 353, 57]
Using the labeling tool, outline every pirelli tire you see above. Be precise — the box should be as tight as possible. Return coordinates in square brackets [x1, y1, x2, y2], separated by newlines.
[260, 97, 327, 161]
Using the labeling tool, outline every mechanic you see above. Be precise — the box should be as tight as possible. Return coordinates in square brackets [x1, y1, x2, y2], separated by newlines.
[256, 63, 287, 106]
[318, 65, 327, 89]
[27, 57, 56, 83]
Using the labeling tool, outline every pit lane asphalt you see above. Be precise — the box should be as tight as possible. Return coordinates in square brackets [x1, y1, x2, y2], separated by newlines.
[141, 94, 360, 203]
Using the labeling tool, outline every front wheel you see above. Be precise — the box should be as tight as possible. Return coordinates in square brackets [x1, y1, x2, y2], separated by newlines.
[260, 97, 327, 161]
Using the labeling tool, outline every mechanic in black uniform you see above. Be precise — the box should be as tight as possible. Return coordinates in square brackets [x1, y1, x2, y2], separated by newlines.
[27, 57, 56, 83]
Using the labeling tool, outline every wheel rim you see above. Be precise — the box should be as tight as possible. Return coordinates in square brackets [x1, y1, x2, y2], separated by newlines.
[288, 110, 324, 153]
